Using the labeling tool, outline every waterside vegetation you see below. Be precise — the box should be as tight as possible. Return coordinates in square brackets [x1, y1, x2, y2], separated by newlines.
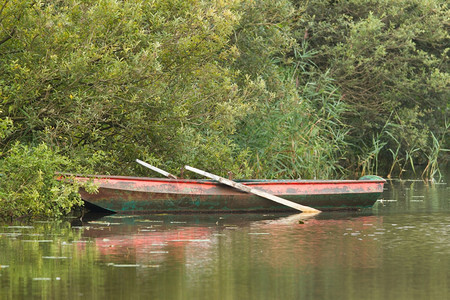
[0, 0, 448, 219]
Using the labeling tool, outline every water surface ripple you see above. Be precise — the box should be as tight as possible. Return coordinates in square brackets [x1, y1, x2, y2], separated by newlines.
[0, 176, 448, 299]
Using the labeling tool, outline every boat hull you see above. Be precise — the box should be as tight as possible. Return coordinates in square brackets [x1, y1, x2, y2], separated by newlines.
[75, 175, 385, 213]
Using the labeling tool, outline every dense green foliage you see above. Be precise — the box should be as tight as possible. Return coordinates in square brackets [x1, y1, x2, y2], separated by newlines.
[0, 143, 96, 220]
[0, 0, 448, 218]
[293, 0, 449, 176]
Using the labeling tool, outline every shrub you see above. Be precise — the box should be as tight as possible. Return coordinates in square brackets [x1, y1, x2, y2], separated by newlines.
[0, 143, 94, 221]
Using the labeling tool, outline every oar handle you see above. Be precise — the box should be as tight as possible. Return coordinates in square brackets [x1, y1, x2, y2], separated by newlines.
[136, 159, 178, 179]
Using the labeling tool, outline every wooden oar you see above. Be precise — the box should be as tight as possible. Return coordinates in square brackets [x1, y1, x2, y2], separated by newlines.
[136, 159, 178, 179]
[184, 165, 321, 213]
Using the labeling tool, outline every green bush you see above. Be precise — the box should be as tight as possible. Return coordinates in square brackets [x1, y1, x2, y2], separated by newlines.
[0, 0, 447, 183]
[293, 0, 449, 173]
[0, 143, 94, 221]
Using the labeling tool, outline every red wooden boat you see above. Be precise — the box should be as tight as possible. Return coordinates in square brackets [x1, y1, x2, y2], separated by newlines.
[73, 175, 385, 213]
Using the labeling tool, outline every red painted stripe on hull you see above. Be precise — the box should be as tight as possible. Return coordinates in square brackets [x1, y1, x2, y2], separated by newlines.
[73, 175, 385, 213]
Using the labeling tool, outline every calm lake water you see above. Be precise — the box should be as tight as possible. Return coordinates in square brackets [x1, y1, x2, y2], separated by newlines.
[1, 172, 449, 299]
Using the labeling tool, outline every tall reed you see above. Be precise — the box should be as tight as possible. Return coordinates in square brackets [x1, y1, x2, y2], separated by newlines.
[422, 120, 449, 180]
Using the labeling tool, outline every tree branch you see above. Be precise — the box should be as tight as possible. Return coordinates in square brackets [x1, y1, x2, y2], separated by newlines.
[0, 27, 15, 47]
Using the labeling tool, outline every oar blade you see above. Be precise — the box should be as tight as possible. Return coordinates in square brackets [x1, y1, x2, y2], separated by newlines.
[184, 165, 320, 213]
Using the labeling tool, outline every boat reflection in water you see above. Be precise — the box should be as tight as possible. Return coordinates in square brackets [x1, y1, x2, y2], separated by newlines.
[78, 213, 382, 269]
